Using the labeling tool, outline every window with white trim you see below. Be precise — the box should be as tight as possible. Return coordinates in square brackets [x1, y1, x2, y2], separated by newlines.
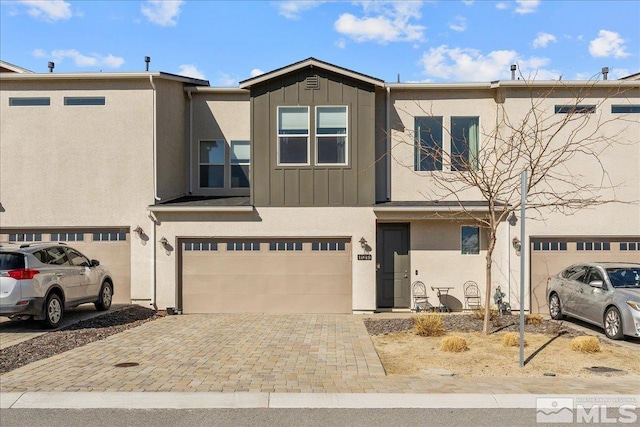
[533, 241, 567, 251]
[199, 140, 225, 188]
[461, 226, 480, 254]
[185, 242, 218, 251]
[451, 117, 479, 171]
[269, 242, 303, 251]
[619, 242, 639, 251]
[227, 242, 260, 251]
[415, 116, 443, 171]
[278, 107, 309, 165]
[316, 106, 347, 165]
[93, 232, 126, 242]
[51, 232, 84, 242]
[9, 233, 42, 242]
[311, 242, 346, 251]
[230, 140, 250, 188]
[576, 241, 610, 251]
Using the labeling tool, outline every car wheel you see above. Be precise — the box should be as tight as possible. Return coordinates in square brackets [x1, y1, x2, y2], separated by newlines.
[95, 282, 113, 311]
[604, 307, 624, 340]
[42, 293, 63, 329]
[549, 293, 564, 320]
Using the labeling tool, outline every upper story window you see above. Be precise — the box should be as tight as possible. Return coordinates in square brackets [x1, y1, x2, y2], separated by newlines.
[414, 116, 478, 172]
[200, 140, 225, 188]
[64, 97, 106, 106]
[278, 107, 309, 165]
[316, 106, 348, 165]
[9, 97, 50, 106]
[230, 140, 250, 188]
[451, 117, 479, 171]
[554, 105, 596, 114]
[611, 105, 640, 114]
[415, 116, 443, 171]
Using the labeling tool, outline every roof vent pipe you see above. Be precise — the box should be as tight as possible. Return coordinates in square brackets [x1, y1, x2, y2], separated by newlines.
[48, 61, 54, 73]
[510, 64, 517, 80]
[602, 67, 609, 80]
[145, 56, 151, 72]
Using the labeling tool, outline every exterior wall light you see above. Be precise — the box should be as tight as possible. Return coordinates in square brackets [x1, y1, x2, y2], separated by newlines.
[508, 212, 518, 226]
[359, 237, 367, 248]
[159, 237, 168, 246]
[512, 237, 522, 253]
[133, 226, 144, 235]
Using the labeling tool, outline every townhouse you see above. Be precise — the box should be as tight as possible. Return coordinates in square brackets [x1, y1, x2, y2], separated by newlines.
[1, 58, 638, 314]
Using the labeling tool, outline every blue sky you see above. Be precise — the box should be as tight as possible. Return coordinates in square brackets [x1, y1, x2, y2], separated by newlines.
[1, 1, 638, 85]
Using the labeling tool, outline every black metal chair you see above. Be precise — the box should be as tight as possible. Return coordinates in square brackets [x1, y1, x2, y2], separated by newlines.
[463, 280, 481, 311]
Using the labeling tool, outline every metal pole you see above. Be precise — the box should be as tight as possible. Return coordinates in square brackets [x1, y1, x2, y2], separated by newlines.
[519, 171, 527, 368]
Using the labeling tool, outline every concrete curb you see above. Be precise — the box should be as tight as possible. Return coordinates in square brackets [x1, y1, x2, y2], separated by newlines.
[2, 392, 638, 409]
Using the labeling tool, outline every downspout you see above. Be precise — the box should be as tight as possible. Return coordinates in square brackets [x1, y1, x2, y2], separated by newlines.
[385, 86, 391, 200]
[187, 90, 193, 194]
[149, 75, 158, 310]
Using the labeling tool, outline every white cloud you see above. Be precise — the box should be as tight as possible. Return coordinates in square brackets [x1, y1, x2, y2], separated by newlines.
[449, 16, 467, 32]
[276, 1, 325, 19]
[334, 1, 425, 44]
[250, 68, 265, 77]
[141, 0, 184, 27]
[533, 32, 556, 48]
[515, 0, 540, 14]
[18, 0, 73, 22]
[178, 65, 205, 80]
[215, 73, 236, 86]
[589, 30, 630, 58]
[335, 39, 347, 49]
[496, 2, 509, 10]
[32, 49, 124, 69]
[418, 45, 558, 82]
[462, 1, 474, 5]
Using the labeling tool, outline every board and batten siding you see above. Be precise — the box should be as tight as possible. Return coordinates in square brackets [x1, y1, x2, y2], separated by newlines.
[250, 68, 376, 207]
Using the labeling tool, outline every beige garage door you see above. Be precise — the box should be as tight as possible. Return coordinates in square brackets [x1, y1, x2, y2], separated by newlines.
[1, 229, 131, 304]
[530, 237, 640, 314]
[180, 239, 352, 314]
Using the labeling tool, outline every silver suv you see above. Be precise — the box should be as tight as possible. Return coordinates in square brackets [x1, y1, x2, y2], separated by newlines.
[0, 242, 113, 328]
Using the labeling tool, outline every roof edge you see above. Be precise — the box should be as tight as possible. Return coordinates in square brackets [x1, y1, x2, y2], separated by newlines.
[0, 70, 210, 86]
[239, 57, 385, 89]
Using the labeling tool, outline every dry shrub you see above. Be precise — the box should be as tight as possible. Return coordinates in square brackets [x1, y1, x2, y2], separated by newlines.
[471, 307, 499, 320]
[526, 314, 543, 326]
[414, 313, 445, 337]
[571, 336, 601, 353]
[502, 332, 527, 347]
[441, 335, 468, 352]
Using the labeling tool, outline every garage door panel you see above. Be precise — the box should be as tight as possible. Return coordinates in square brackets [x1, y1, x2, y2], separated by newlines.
[1, 229, 131, 304]
[181, 239, 352, 313]
[530, 238, 640, 314]
[186, 293, 351, 314]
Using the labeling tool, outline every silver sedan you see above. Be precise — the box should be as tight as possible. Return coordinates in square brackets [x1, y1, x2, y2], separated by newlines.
[546, 262, 640, 339]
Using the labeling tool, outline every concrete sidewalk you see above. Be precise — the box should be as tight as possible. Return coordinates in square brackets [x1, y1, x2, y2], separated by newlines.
[2, 392, 638, 409]
[1, 314, 638, 399]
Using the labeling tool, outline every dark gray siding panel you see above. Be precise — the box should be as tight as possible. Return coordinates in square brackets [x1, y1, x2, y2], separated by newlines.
[374, 88, 388, 202]
[251, 67, 376, 207]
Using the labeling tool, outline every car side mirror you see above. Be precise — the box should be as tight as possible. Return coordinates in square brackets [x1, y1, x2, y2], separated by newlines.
[90, 259, 100, 267]
[589, 280, 604, 288]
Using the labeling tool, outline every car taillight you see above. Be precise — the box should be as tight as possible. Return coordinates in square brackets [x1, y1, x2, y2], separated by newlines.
[7, 269, 39, 280]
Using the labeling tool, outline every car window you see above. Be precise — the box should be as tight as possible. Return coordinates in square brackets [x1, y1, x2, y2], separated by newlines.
[567, 266, 588, 282]
[607, 267, 640, 288]
[0, 253, 25, 270]
[66, 248, 90, 267]
[586, 268, 604, 284]
[46, 247, 70, 266]
[33, 249, 51, 264]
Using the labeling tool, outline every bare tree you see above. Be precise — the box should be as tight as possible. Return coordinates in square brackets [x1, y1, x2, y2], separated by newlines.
[391, 78, 635, 334]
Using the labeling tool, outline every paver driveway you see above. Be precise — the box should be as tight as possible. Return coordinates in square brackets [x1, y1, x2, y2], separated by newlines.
[2, 313, 639, 395]
[0, 314, 384, 393]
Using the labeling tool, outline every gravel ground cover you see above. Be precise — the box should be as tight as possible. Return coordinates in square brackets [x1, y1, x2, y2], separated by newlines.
[364, 313, 582, 337]
[0, 306, 165, 374]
